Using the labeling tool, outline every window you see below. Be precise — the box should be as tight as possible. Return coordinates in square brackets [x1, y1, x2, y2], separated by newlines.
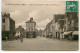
[2, 19, 5, 23]
[65, 20, 66, 23]
[2, 25, 5, 31]
[18, 31, 19, 33]
[29, 29, 30, 31]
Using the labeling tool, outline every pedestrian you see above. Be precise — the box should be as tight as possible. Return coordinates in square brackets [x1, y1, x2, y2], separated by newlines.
[69, 36, 73, 41]
[6, 37, 8, 42]
[20, 37, 23, 43]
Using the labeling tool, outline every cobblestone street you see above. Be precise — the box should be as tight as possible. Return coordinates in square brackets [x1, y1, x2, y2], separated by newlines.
[2, 36, 78, 51]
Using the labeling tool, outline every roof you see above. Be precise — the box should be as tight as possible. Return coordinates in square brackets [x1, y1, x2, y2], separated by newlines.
[2, 12, 15, 22]
[9, 17, 15, 22]
[16, 26, 24, 31]
[25, 18, 36, 23]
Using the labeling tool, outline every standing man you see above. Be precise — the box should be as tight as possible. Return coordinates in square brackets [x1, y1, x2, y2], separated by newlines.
[20, 37, 23, 43]
[20, 32, 24, 43]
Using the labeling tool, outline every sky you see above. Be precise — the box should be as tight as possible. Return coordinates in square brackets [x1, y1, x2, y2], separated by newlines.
[2, 0, 66, 30]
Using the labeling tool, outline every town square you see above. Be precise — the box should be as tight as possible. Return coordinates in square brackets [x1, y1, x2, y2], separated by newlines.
[2, 36, 78, 51]
[2, 0, 79, 51]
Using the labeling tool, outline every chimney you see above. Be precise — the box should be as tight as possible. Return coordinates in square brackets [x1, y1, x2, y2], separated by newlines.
[30, 17, 33, 21]
[7, 13, 10, 17]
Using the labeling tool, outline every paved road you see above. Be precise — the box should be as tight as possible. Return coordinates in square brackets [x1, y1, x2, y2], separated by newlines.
[2, 36, 78, 51]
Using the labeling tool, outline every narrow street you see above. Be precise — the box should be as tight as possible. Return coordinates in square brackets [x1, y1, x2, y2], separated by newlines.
[2, 36, 78, 51]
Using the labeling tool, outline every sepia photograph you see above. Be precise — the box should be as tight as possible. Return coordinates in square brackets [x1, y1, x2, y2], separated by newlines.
[1, 0, 79, 51]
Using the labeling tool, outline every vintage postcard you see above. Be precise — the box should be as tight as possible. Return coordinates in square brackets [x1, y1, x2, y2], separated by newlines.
[2, 0, 79, 51]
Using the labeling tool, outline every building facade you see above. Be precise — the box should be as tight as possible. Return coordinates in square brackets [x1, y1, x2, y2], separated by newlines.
[25, 18, 36, 38]
[52, 14, 65, 39]
[35, 29, 38, 36]
[43, 12, 78, 40]
[38, 29, 43, 37]
[63, 12, 78, 40]
[53, 15, 60, 38]
[65, 12, 78, 31]
[15, 26, 25, 39]
[2, 12, 15, 40]
[45, 20, 53, 38]
[53, 12, 78, 40]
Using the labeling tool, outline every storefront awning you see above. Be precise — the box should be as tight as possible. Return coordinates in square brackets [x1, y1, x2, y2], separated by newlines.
[72, 31, 78, 35]
[49, 33, 52, 35]
[63, 32, 69, 35]
[63, 31, 73, 35]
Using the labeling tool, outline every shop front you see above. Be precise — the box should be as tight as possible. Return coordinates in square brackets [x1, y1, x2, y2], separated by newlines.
[72, 31, 78, 40]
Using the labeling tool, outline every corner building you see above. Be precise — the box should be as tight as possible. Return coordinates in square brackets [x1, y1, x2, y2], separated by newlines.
[25, 17, 36, 38]
[2, 13, 15, 40]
